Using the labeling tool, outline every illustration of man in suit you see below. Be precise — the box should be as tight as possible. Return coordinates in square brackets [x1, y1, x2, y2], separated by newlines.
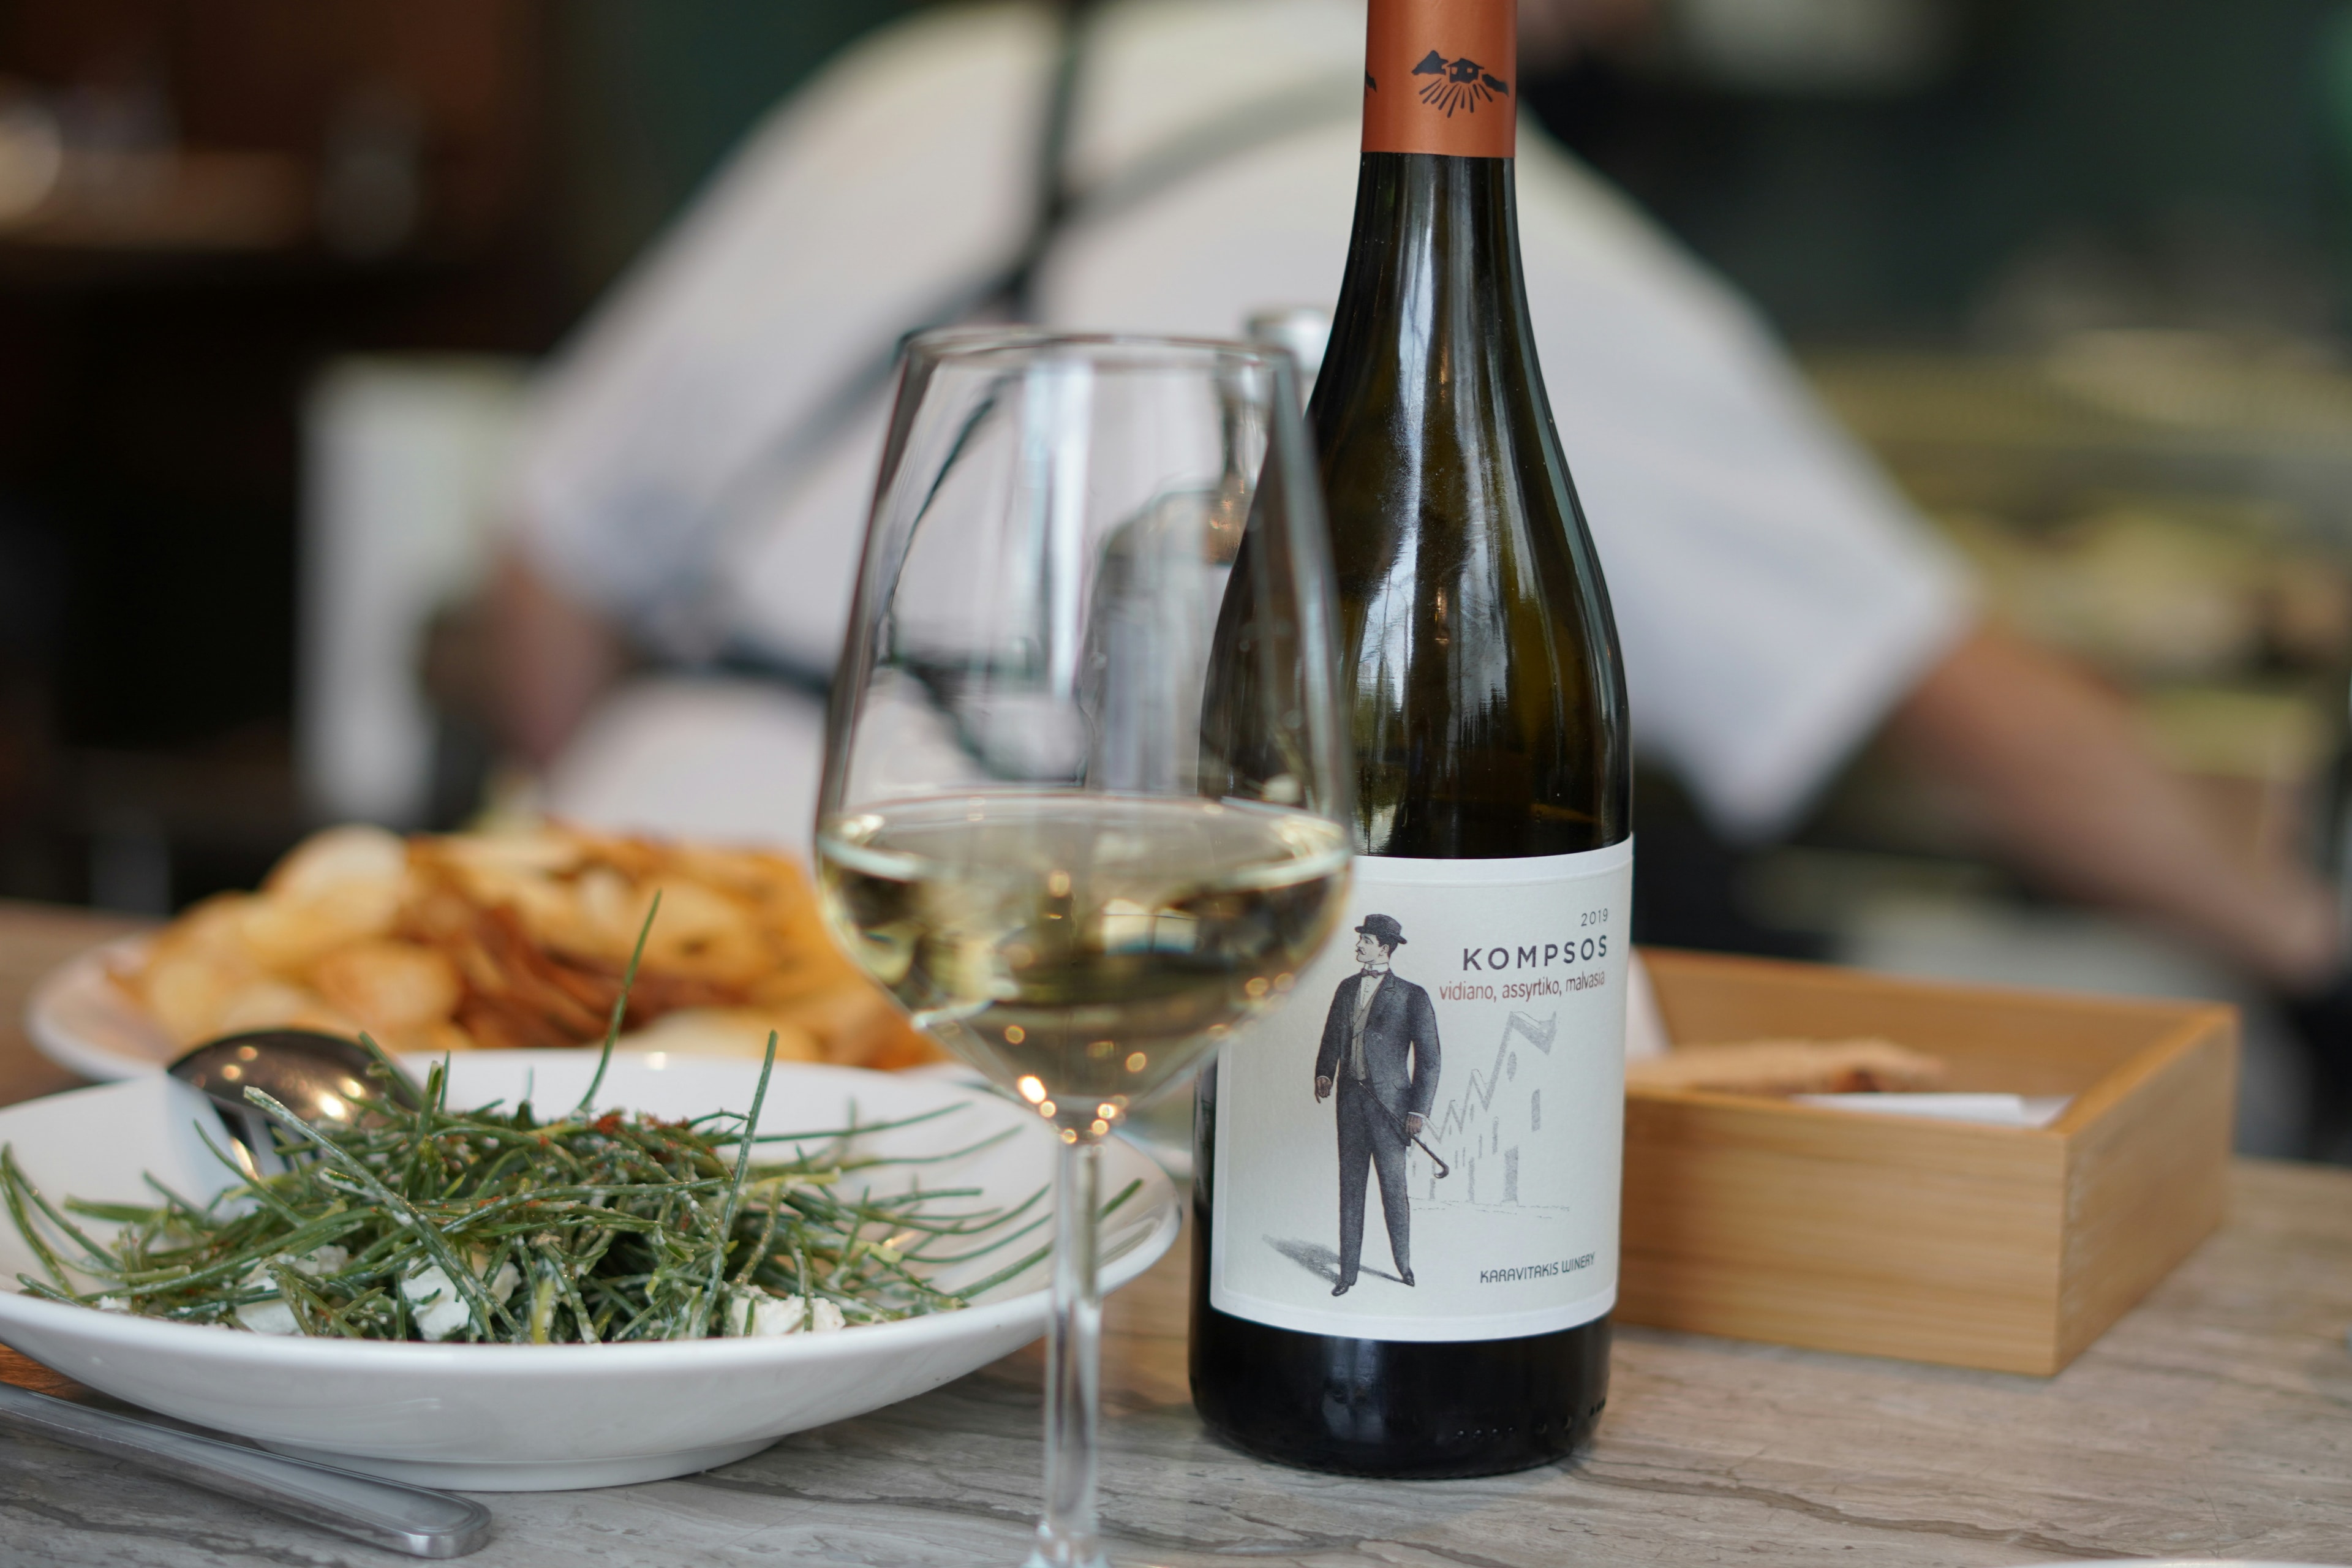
[1314, 914, 1441, 1296]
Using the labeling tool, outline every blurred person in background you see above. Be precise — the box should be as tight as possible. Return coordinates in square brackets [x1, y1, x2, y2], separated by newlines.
[488, 0, 2351, 1142]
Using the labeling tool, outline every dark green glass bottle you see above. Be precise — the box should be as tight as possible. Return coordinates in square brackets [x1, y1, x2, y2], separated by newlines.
[1189, 0, 1630, 1479]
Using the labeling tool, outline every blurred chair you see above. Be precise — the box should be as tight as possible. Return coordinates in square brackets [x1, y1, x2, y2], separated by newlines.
[299, 356, 527, 828]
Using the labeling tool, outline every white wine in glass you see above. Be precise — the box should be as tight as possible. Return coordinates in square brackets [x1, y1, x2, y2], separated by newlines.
[814, 331, 1351, 1568]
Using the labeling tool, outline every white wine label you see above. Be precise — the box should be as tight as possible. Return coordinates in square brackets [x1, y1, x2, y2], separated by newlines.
[1208, 840, 1630, 1342]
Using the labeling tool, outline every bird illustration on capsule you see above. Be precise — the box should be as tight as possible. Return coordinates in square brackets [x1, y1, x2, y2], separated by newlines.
[1411, 50, 1509, 116]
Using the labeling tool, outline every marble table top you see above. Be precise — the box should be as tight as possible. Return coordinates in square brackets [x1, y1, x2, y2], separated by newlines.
[2, 901, 2350, 1567]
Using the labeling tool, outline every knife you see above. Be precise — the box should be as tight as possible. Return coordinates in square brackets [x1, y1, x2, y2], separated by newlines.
[0, 1381, 492, 1558]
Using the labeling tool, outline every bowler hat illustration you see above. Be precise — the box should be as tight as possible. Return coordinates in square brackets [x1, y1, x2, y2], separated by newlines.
[1354, 913, 1407, 948]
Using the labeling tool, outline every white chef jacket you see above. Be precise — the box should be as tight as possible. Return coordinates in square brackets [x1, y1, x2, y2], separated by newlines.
[510, 0, 1973, 843]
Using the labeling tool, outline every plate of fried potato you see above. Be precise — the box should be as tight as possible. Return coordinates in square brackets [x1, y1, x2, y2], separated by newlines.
[26, 822, 948, 1082]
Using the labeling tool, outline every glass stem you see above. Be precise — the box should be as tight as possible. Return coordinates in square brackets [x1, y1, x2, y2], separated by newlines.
[1030, 1134, 1104, 1568]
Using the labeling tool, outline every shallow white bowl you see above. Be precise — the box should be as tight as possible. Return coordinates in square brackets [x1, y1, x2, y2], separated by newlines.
[0, 1052, 1178, 1491]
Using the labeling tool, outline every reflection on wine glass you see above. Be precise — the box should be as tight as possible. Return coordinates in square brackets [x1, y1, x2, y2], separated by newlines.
[815, 330, 1351, 1568]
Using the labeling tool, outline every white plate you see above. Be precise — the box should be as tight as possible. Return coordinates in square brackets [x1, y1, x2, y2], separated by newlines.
[0, 1052, 1180, 1491]
[24, 935, 175, 1081]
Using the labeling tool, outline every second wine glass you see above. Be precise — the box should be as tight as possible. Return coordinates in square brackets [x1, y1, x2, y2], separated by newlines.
[814, 330, 1351, 1568]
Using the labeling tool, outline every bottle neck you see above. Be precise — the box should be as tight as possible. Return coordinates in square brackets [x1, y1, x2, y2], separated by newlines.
[1314, 151, 1533, 432]
[1339, 0, 1530, 387]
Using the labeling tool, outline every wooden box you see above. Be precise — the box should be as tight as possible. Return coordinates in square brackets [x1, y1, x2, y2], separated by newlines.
[1621, 948, 2238, 1375]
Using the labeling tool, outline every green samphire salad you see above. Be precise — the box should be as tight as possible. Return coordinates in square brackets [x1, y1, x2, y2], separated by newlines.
[3, 907, 1131, 1344]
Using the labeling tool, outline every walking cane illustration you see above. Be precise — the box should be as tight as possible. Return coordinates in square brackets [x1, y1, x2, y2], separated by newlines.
[1373, 1099, 1450, 1178]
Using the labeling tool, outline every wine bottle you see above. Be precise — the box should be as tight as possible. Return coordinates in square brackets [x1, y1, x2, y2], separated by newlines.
[1189, 0, 1631, 1478]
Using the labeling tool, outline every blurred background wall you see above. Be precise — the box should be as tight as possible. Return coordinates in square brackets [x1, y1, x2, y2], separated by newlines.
[0, 0, 909, 910]
[2, 0, 2350, 1148]
[1544, 0, 2352, 344]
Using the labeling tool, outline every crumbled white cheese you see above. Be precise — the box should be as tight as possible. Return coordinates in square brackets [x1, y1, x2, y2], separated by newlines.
[488, 1261, 521, 1305]
[236, 1297, 301, 1335]
[227, 1247, 350, 1336]
[401, 1265, 472, 1341]
[723, 1290, 799, 1337]
[721, 1291, 846, 1338]
[93, 1296, 128, 1314]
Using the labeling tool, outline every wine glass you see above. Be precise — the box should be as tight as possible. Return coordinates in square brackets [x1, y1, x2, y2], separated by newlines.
[815, 330, 1351, 1568]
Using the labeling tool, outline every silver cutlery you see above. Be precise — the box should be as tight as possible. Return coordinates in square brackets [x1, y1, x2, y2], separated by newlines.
[0, 1381, 491, 1558]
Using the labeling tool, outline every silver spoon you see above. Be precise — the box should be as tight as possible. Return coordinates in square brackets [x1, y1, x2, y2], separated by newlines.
[167, 1029, 423, 1177]
[0, 1381, 491, 1556]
